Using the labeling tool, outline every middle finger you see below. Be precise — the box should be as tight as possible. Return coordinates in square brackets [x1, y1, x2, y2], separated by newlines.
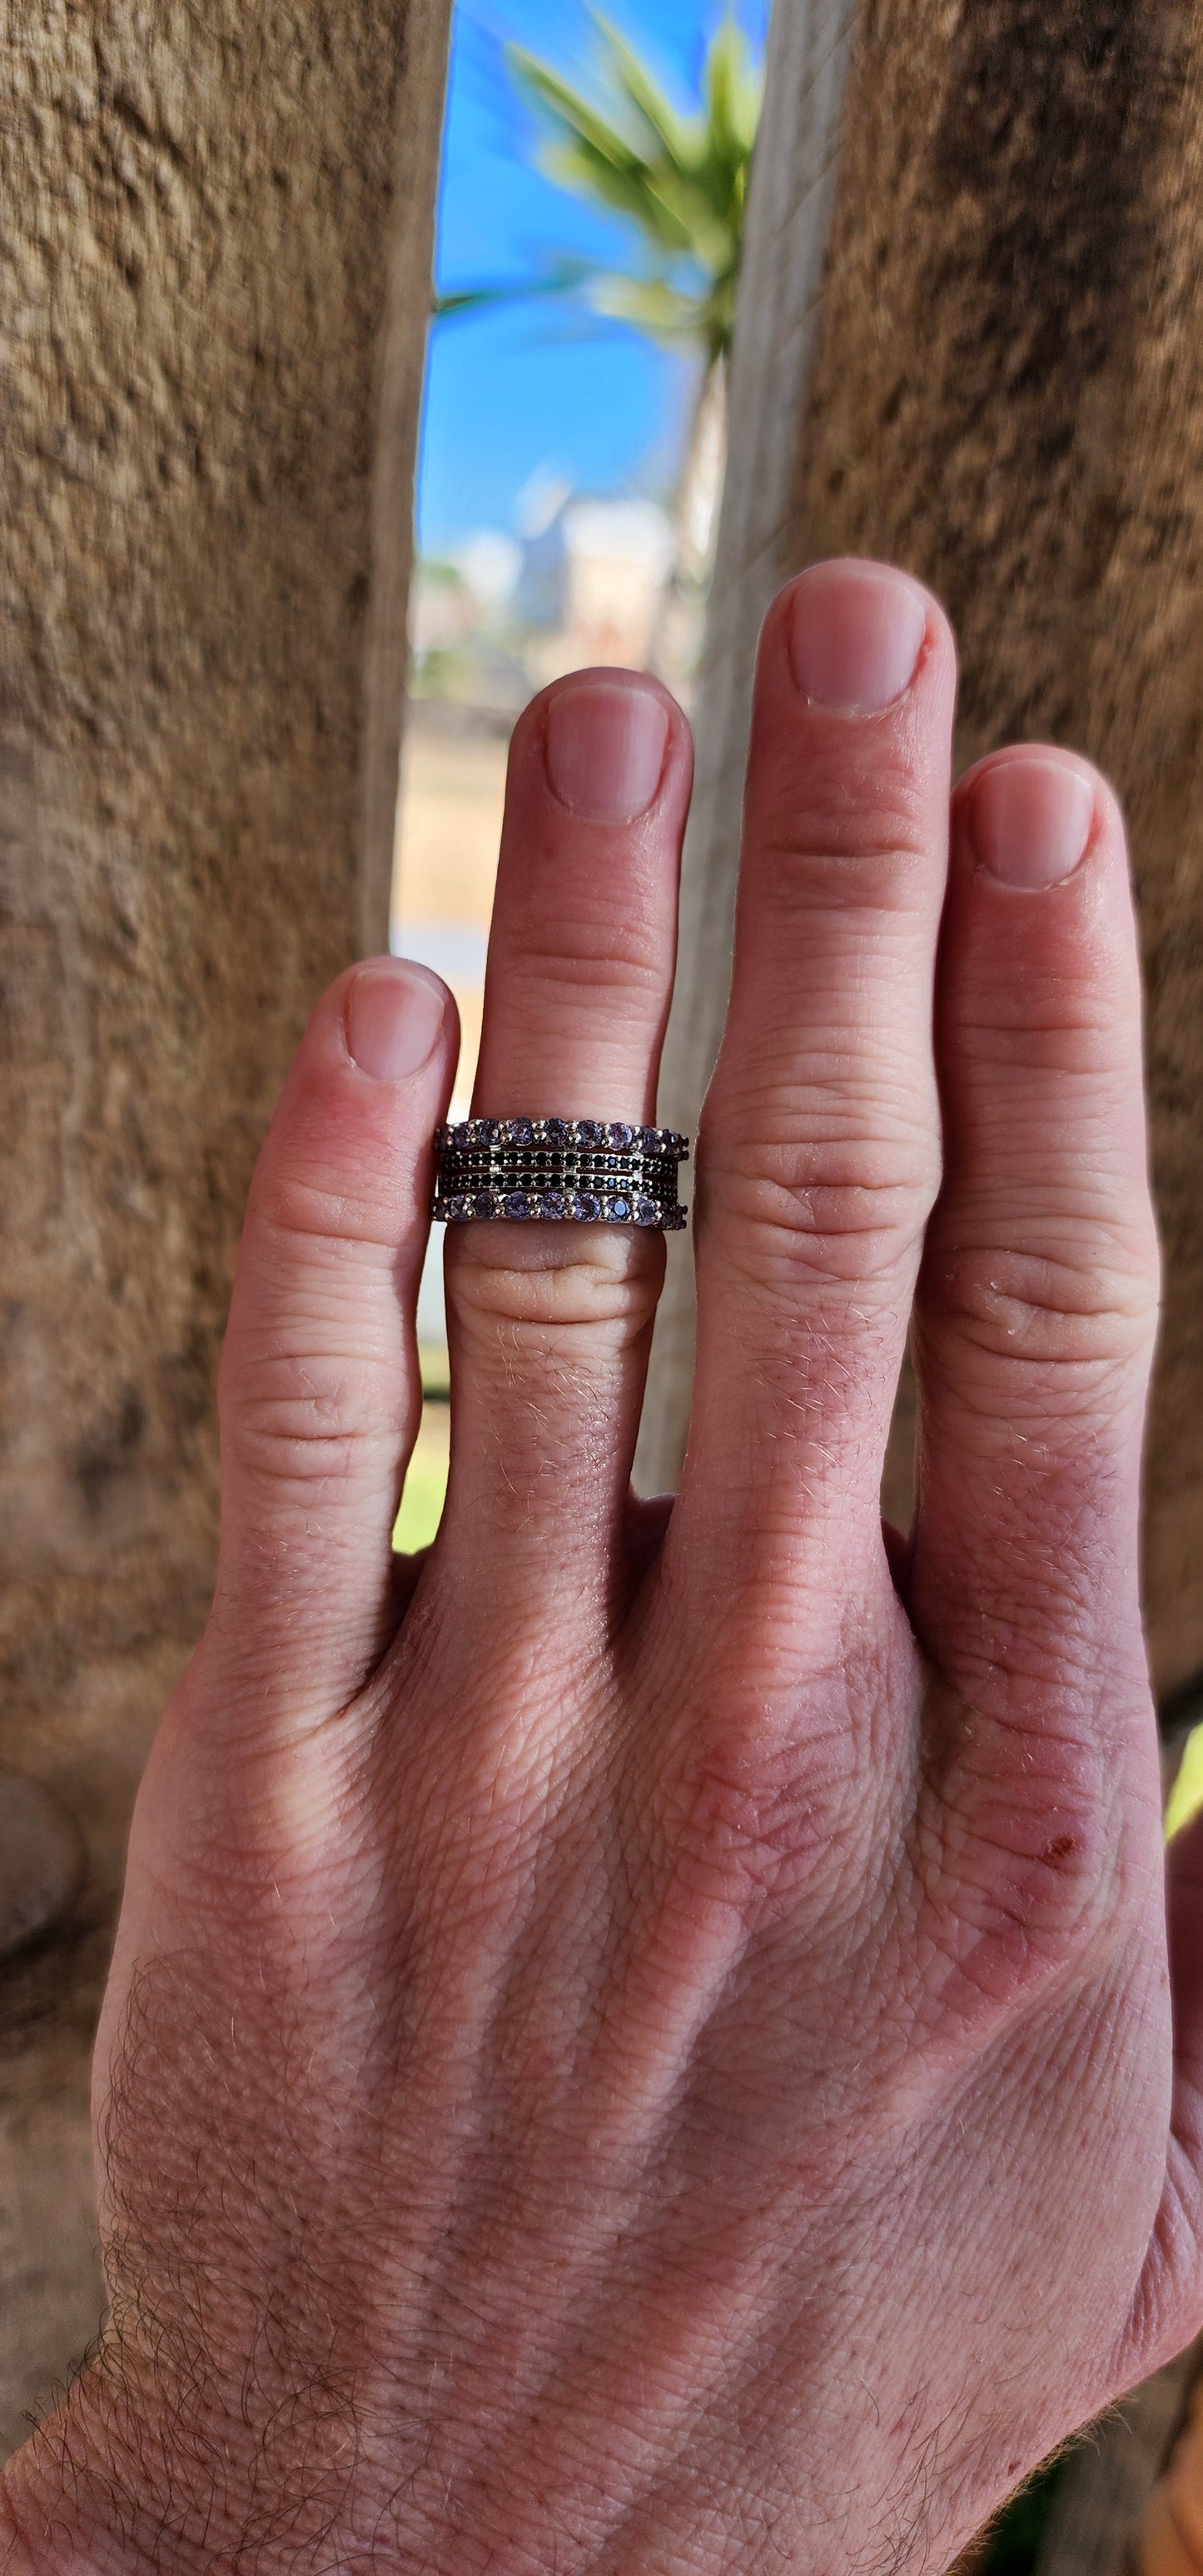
[666, 559, 957, 1670]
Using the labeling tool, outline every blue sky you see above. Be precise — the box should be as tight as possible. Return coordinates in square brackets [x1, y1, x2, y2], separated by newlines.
[417, 0, 768, 556]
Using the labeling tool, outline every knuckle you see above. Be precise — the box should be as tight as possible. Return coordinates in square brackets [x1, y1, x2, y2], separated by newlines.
[648, 1647, 887, 1936]
[927, 1818, 1113, 2015]
[645, 1735, 873, 1975]
[252, 1162, 414, 1260]
[503, 925, 667, 1001]
[754, 762, 935, 891]
[919, 1237, 1160, 1393]
[222, 1340, 408, 1489]
[705, 1113, 941, 1287]
[447, 1226, 664, 1359]
[921, 1698, 1151, 2019]
[655, 1738, 833, 1925]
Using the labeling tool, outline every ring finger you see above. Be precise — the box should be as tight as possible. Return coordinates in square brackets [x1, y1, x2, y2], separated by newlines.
[435, 669, 693, 1624]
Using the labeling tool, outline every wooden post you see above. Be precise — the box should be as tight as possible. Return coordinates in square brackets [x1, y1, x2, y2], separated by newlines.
[0, 0, 449, 2456]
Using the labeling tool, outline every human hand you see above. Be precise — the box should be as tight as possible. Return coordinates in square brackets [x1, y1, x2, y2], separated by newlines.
[3, 558, 1197, 2576]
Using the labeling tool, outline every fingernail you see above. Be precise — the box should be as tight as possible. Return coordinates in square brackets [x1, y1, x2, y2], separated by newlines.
[968, 755, 1095, 888]
[788, 559, 928, 712]
[345, 962, 444, 1081]
[544, 678, 669, 821]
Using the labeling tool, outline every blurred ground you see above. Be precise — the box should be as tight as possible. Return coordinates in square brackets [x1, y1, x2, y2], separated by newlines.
[392, 704, 507, 1118]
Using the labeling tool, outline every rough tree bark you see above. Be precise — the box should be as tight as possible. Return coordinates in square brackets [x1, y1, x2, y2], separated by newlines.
[0, 0, 450, 2457]
[640, 0, 1203, 1706]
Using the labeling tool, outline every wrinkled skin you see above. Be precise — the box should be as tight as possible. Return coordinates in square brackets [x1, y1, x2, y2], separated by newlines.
[5, 560, 1203, 2576]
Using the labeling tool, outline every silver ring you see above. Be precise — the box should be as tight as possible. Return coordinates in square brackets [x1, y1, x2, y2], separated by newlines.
[432, 1117, 690, 1229]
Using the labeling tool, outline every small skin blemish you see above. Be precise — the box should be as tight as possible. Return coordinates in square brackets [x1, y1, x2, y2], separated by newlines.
[1043, 1834, 1077, 1865]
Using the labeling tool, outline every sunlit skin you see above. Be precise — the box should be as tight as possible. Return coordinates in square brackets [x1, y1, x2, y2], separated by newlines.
[5, 558, 1203, 2576]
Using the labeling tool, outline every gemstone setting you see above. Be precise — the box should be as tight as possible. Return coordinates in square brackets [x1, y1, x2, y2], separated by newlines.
[433, 1117, 688, 1229]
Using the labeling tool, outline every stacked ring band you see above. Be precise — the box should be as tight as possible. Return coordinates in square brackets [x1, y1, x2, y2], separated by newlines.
[432, 1117, 690, 1229]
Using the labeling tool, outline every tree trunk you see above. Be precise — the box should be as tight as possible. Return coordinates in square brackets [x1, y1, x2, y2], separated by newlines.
[0, 0, 449, 2459]
[639, 0, 1203, 1704]
[649, 356, 728, 694]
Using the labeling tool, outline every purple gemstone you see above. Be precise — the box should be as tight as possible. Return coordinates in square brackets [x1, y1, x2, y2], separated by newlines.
[503, 1191, 530, 1220]
[607, 1195, 632, 1221]
[634, 1196, 660, 1226]
[476, 1118, 499, 1145]
[540, 1191, 567, 1220]
[608, 1121, 635, 1151]
[570, 1191, 601, 1221]
[576, 1120, 604, 1149]
[453, 1121, 474, 1149]
[472, 1190, 497, 1219]
[504, 1117, 534, 1148]
[542, 1118, 570, 1146]
[639, 1126, 663, 1157]
[449, 1195, 471, 1222]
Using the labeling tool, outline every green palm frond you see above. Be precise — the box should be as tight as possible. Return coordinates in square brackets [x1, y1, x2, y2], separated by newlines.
[433, 256, 594, 320]
[508, 48, 700, 259]
[701, 17, 763, 166]
[437, 16, 763, 375]
[589, 272, 708, 340]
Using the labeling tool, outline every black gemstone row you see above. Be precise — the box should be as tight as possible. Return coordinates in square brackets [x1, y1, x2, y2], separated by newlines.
[432, 1116, 689, 1229]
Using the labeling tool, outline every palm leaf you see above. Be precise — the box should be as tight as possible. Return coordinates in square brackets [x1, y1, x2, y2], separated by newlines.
[588, 272, 707, 340]
[587, 14, 701, 168]
[508, 47, 698, 255]
[433, 256, 594, 321]
[439, 16, 763, 376]
[702, 18, 763, 161]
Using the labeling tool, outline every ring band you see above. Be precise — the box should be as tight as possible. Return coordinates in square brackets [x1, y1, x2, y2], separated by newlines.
[432, 1117, 690, 1229]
